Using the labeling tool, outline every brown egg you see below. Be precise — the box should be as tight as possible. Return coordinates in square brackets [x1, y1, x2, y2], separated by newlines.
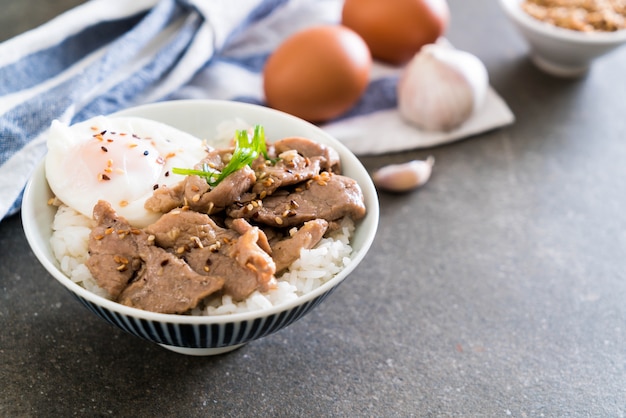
[263, 25, 372, 123]
[342, 0, 450, 65]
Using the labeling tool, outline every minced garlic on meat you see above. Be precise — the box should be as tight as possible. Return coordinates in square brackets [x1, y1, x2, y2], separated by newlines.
[521, 0, 626, 31]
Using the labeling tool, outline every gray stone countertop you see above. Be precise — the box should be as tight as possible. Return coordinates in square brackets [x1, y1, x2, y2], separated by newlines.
[2, 0, 626, 416]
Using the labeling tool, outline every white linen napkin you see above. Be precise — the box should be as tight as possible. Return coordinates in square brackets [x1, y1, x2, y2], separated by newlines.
[0, 0, 514, 221]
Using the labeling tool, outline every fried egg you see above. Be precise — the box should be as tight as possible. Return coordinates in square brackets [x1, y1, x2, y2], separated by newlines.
[46, 116, 207, 228]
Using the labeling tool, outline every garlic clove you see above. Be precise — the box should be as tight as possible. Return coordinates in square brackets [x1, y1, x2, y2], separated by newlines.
[397, 43, 489, 132]
[372, 156, 435, 193]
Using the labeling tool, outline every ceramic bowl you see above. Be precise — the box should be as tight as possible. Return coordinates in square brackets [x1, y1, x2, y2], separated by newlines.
[499, 0, 626, 77]
[22, 99, 379, 356]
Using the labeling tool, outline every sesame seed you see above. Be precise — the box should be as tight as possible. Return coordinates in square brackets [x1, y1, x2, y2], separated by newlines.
[191, 236, 204, 249]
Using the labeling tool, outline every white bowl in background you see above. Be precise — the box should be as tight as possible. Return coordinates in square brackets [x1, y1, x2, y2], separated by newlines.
[499, 0, 626, 77]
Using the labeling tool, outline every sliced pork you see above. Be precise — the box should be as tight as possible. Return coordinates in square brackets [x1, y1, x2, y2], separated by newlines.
[86, 200, 146, 299]
[271, 219, 329, 272]
[227, 173, 366, 228]
[144, 209, 277, 301]
[85, 134, 365, 314]
[274, 136, 341, 173]
[145, 166, 256, 215]
[252, 155, 322, 197]
[117, 246, 224, 314]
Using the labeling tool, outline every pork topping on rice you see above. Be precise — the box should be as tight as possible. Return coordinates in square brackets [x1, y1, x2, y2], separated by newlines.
[83, 131, 366, 314]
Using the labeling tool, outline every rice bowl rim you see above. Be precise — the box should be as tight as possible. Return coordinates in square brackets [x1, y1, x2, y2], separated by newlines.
[22, 99, 379, 325]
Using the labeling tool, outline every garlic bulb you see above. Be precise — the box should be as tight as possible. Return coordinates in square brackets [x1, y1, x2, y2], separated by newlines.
[397, 43, 488, 131]
[372, 156, 435, 193]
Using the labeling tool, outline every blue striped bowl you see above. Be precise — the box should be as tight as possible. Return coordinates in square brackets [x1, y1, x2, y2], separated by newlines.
[22, 100, 379, 355]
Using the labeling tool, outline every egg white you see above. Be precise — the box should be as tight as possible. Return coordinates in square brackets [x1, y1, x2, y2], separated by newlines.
[45, 116, 207, 228]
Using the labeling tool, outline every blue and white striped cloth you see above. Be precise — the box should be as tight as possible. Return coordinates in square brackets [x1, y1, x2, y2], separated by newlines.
[0, 0, 514, 221]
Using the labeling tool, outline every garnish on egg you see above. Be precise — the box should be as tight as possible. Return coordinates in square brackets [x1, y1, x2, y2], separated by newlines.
[45, 115, 207, 229]
[172, 125, 273, 187]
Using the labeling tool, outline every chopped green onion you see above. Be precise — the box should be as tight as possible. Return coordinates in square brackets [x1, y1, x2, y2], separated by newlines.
[172, 124, 269, 187]
[171, 163, 219, 184]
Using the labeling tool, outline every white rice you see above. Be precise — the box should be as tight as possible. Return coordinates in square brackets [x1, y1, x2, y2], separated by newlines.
[49, 204, 355, 315]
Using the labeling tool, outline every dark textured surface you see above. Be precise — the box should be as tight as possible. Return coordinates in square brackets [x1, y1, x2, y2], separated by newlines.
[2, 0, 626, 416]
